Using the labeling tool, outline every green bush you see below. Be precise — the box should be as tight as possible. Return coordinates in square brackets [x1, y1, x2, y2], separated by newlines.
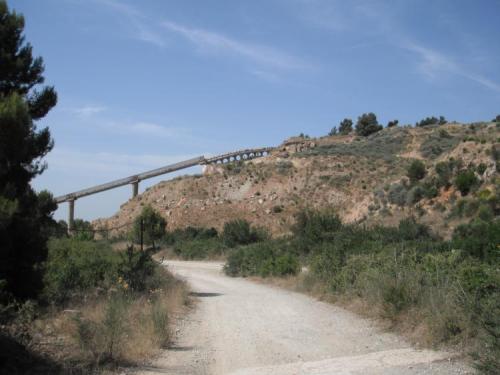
[455, 169, 478, 196]
[43, 238, 117, 303]
[300, 127, 410, 163]
[435, 161, 454, 188]
[163, 226, 218, 245]
[116, 245, 156, 292]
[477, 163, 487, 175]
[407, 160, 426, 183]
[397, 217, 432, 241]
[338, 118, 353, 135]
[131, 205, 166, 249]
[173, 237, 224, 260]
[416, 116, 446, 127]
[452, 219, 500, 263]
[292, 209, 342, 251]
[222, 219, 265, 247]
[224, 240, 299, 277]
[387, 119, 398, 128]
[420, 131, 459, 158]
[44, 239, 164, 302]
[355, 113, 383, 136]
[406, 185, 425, 204]
[72, 219, 95, 241]
[388, 183, 408, 206]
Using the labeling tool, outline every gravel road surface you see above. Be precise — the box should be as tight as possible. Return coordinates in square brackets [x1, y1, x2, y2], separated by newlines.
[136, 260, 473, 375]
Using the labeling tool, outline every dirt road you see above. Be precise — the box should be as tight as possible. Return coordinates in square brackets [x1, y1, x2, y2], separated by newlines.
[137, 261, 472, 375]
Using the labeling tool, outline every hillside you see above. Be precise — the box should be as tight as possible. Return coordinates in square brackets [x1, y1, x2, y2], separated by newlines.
[94, 122, 499, 238]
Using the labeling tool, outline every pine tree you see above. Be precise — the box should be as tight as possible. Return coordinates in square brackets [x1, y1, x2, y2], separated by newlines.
[0, 1, 58, 301]
[355, 113, 382, 136]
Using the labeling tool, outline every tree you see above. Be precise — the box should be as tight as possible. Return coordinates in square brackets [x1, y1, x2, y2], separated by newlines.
[338, 118, 353, 135]
[0, 1, 58, 301]
[416, 116, 447, 127]
[387, 119, 399, 128]
[328, 126, 338, 136]
[132, 205, 166, 249]
[493, 115, 500, 123]
[355, 113, 382, 136]
[406, 160, 426, 183]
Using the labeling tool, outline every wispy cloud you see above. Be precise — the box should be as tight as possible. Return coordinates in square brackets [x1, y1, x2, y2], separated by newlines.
[94, 0, 165, 47]
[73, 105, 107, 117]
[401, 40, 500, 93]
[161, 20, 310, 70]
[298, 0, 500, 93]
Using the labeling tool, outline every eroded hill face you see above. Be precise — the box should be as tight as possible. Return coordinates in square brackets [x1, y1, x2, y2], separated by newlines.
[94, 122, 499, 238]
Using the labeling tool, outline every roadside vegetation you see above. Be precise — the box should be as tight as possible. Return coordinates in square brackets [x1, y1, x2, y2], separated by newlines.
[1, 205, 189, 374]
[220, 208, 499, 374]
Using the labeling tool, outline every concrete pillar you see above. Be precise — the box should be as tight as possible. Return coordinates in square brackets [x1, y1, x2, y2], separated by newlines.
[68, 199, 75, 235]
[132, 180, 139, 198]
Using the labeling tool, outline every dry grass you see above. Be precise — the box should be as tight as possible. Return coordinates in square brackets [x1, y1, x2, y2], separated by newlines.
[24, 269, 190, 373]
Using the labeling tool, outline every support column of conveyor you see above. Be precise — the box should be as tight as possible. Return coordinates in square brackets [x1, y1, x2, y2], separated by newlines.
[68, 199, 75, 234]
[132, 180, 139, 198]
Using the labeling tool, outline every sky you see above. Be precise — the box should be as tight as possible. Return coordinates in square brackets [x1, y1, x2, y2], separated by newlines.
[9, 0, 500, 221]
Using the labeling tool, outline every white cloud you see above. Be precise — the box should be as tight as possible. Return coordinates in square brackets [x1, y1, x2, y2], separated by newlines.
[161, 20, 310, 70]
[401, 40, 500, 93]
[94, 0, 165, 47]
[73, 105, 107, 117]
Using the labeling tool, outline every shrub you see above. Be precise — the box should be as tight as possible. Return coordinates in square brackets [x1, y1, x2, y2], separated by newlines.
[75, 294, 129, 362]
[477, 163, 487, 175]
[276, 160, 293, 175]
[388, 183, 408, 206]
[292, 209, 342, 247]
[435, 161, 454, 188]
[173, 237, 224, 259]
[477, 204, 494, 222]
[131, 205, 166, 249]
[397, 217, 432, 241]
[420, 131, 459, 158]
[355, 113, 383, 136]
[72, 219, 95, 241]
[272, 205, 283, 213]
[221, 219, 265, 247]
[452, 219, 500, 262]
[224, 240, 299, 277]
[407, 160, 426, 183]
[328, 126, 338, 136]
[455, 170, 478, 196]
[300, 127, 410, 162]
[116, 245, 156, 292]
[416, 116, 447, 127]
[493, 115, 500, 123]
[43, 238, 117, 303]
[338, 118, 353, 135]
[387, 119, 399, 128]
[163, 226, 218, 245]
[406, 185, 425, 205]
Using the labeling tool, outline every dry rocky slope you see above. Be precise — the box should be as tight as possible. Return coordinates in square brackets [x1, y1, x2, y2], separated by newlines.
[95, 122, 499, 237]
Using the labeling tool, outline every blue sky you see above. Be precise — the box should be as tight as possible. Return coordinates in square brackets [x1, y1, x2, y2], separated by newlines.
[9, 0, 500, 221]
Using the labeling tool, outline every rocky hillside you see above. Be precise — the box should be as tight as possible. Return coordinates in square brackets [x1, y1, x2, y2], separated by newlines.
[94, 122, 499, 238]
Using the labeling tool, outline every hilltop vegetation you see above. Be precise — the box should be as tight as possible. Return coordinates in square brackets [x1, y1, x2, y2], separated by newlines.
[97, 120, 499, 240]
